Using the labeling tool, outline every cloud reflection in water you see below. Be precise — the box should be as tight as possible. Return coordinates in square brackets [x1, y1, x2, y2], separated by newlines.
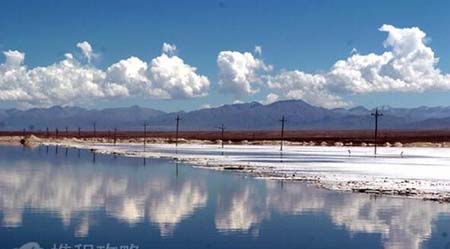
[0, 148, 448, 249]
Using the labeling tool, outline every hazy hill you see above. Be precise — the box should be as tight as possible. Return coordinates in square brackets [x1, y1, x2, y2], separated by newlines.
[0, 100, 450, 131]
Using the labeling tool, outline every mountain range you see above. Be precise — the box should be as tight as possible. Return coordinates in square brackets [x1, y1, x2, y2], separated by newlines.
[1, 100, 450, 131]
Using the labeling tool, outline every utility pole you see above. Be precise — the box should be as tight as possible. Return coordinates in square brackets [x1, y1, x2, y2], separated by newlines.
[113, 128, 117, 145]
[371, 108, 383, 156]
[55, 128, 59, 139]
[279, 115, 286, 151]
[92, 122, 96, 137]
[65, 126, 69, 137]
[175, 115, 181, 147]
[78, 127, 81, 138]
[143, 122, 149, 151]
[217, 124, 225, 148]
[46, 127, 49, 138]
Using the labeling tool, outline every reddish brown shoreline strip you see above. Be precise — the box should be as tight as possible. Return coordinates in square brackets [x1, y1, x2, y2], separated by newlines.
[2, 129, 450, 144]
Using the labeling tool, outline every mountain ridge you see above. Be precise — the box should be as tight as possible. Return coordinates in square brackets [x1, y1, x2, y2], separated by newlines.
[1, 100, 450, 130]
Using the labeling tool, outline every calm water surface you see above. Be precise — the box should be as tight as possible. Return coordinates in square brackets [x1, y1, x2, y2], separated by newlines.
[1, 145, 450, 249]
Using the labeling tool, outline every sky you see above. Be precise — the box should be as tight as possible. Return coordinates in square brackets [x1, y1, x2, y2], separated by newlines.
[1, 0, 450, 111]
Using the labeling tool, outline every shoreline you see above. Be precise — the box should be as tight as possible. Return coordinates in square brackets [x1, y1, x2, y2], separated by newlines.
[0, 136, 25, 146]
[4, 135, 450, 202]
[4, 133, 450, 148]
[5, 129, 450, 146]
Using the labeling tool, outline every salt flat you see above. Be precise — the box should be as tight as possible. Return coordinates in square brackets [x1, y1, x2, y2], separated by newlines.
[44, 140, 450, 200]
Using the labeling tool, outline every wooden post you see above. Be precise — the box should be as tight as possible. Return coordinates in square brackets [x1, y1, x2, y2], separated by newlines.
[114, 128, 117, 145]
[143, 122, 149, 151]
[371, 108, 383, 156]
[175, 115, 181, 147]
[93, 122, 96, 137]
[279, 115, 286, 151]
[217, 124, 225, 148]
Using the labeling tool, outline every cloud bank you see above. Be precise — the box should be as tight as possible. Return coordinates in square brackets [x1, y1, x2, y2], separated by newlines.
[218, 24, 450, 108]
[267, 24, 450, 107]
[0, 42, 209, 107]
[1, 25, 450, 108]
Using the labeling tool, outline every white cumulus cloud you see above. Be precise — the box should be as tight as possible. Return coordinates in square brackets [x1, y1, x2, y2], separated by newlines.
[76, 41, 97, 63]
[3, 50, 25, 67]
[217, 50, 270, 97]
[0, 43, 209, 107]
[0, 50, 118, 107]
[262, 93, 279, 105]
[254, 45, 262, 56]
[267, 70, 350, 108]
[266, 24, 450, 108]
[148, 53, 210, 99]
[106, 56, 149, 96]
[162, 42, 177, 55]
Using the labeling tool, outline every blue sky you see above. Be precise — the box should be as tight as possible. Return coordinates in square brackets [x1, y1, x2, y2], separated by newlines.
[1, 0, 450, 111]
